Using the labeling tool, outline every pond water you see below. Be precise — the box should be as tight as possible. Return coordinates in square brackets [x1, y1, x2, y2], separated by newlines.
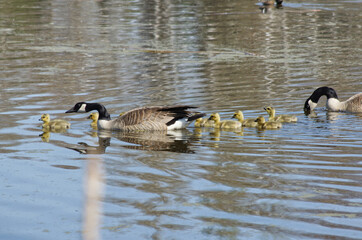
[1, 0, 362, 239]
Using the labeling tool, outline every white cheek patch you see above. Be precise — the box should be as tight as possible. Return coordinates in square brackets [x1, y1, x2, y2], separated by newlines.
[78, 104, 87, 112]
[308, 100, 317, 111]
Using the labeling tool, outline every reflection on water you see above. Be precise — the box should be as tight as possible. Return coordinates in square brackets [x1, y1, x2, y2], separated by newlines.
[66, 137, 111, 155]
[0, 0, 361, 239]
[66, 130, 198, 154]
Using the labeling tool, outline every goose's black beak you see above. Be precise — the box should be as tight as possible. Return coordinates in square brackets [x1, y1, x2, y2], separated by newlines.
[65, 107, 76, 113]
[303, 100, 311, 115]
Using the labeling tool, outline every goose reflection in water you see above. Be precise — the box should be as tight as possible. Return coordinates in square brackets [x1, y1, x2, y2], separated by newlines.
[67, 130, 196, 154]
[39, 127, 69, 142]
[39, 131, 51, 142]
[66, 137, 111, 154]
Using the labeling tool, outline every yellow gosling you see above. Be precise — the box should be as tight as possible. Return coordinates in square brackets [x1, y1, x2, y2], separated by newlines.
[232, 110, 258, 127]
[255, 116, 282, 129]
[208, 113, 241, 129]
[39, 114, 70, 130]
[264, 106, 297, 123]
[194, 118, 205, 128]
[88, 112, 125, 129]
[87, 112, 99, 128]
[194, 117, 215, 128]
[203, 118, 215, 128]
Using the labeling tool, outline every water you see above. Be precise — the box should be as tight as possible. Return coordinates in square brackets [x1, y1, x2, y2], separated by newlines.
[1, 0, 362, 239]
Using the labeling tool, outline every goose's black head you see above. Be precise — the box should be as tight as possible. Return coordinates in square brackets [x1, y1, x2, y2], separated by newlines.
[304, 87, 338, 114]
[66, 102, 111, 120]
[66, 102, 87, 113]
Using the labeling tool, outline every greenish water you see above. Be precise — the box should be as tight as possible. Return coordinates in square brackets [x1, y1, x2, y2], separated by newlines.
[1, 0, 361, 239]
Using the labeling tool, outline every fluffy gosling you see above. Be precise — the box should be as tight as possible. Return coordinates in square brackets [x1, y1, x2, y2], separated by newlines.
[39, 114, 70, 130]
[264, 106, 297, 123]
[255, 116, 282, 129]
[208, 113, 242, 129]
[194, 117, 215, 128]
[232, 110, 258, 127]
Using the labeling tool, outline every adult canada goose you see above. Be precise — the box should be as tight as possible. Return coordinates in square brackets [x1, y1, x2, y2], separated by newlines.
[66, 102, 205, 131]
[208, 113, 242, 129]
[255, 116, 282, 129]
[232, 110, 258, 127]
[304, 87, 362, 113]
[39, 114, 70, 130]
[264, 106, 297, 122]
[194, 117, 215, 128]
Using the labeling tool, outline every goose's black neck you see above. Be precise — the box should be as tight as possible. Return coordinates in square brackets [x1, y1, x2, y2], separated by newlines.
[309, 87, 338, 103]
[86, 103, 111, 120]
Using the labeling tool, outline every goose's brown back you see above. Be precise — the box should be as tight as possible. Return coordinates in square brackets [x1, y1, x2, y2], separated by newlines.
[111, 105, 200, 131]
[345, 93, 362, 112]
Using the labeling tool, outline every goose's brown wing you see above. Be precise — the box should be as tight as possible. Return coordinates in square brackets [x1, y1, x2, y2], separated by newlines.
[346, 93, 362, 112]
[113, 105, 200, 131]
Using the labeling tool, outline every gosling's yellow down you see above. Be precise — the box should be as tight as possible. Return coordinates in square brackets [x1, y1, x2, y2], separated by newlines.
[208, 113, 241, 129]
[255, 116, 282, 129]
[87, 112, 99, 128]
[264, 106, 297, 123]
[39, 114, 70, 130]
[232, 110, 258, 127]
[194, 117, 215, 128]
[88, 112, 125, 128]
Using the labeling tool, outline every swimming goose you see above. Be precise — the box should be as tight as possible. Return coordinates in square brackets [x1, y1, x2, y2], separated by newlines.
[39, 114, 70, 130]
[208, 113, 242, 129]
[232, 110, 258, 127]
[255, 116, 282, 129]
[304, 87, 362, 113]
[264, 106, 297, 122]
[66, 102, 205, 131]
[194, 117, 215, 128]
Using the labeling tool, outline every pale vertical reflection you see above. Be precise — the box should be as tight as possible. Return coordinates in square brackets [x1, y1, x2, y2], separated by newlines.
[83, 157, 104, 240]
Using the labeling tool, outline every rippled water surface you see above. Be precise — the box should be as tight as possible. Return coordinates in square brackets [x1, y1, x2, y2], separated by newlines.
[1, 0, 362, 239]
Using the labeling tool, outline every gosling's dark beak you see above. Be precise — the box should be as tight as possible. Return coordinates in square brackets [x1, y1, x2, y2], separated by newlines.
[231, 114, 236, 119]
[39, 118, 42, 121]
[254, 119, 258, 122]
[65, 107, 76, 113]
[87, 115, 91, 119]
[208, 116, 212, 120]
[263, 107, 267, 111]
